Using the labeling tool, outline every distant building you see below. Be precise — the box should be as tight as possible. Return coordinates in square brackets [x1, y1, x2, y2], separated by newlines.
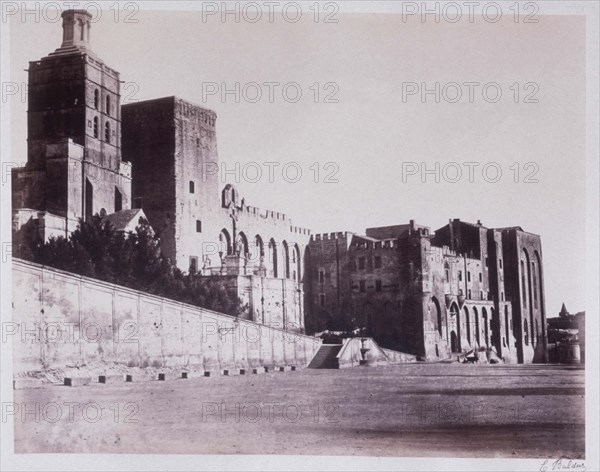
[305, 220, 548, 364]
[547, 303, 585, 364]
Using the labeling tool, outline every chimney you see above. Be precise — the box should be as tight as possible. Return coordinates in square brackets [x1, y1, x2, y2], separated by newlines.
[60, 10, 93, 49]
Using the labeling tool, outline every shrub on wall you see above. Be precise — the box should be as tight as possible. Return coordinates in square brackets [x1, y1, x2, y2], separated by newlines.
[13, 215, 245, 317]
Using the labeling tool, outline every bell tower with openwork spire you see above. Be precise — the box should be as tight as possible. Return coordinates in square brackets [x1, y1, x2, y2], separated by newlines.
[13, 9, 131, 236]
[60, 9, 93, 51]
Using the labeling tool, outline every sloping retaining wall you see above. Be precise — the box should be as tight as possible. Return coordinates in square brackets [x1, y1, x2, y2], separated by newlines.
[11, 259, 322, 375]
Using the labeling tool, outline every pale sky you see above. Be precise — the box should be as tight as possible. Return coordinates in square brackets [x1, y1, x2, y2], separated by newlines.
[7, 7, 586, 316]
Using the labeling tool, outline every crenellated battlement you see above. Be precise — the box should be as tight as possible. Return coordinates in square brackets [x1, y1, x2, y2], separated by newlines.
[290, 225, 311, 236]
[427, 244, 457, 258]
[311, 232, 350, 242]
[232, 203, 311, 236]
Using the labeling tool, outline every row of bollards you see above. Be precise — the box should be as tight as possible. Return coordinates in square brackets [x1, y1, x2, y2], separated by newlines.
[63, 365, 297, 386]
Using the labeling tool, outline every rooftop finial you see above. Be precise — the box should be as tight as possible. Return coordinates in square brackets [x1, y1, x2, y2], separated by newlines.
[60, 10, 93, 49]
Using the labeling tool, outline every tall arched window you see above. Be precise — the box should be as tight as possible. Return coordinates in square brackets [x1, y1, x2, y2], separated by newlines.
[464, 306, 471, 344]
[482, 308, 489, 346]
[521, 260, 527, 306]
[219, 229, 232, 256]
[504, 306, 510, 348]
[524, 319, 529, 345]
[268, 239, 278, 278]
[282, 241, 290, 279]
[236, 232, 249, 257]
[105, 95, 111, 116]
[473, 307, 480, 346]
[94, 89, 99, 110]
[105, 121, 110, 143]
[93, 117, 98, 138]
[254, 235, 264, 266]
[532, 262, 538, 308]
[293, 244, 301, 282]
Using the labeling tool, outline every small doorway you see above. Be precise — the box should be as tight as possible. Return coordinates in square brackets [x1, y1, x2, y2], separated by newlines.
[450, 330, 459, 353]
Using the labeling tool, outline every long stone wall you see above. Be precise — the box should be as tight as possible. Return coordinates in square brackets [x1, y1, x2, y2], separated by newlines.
[11, 259, 322, 375]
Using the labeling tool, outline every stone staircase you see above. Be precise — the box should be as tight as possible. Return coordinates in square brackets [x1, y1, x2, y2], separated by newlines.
[307, 344, 343, 369]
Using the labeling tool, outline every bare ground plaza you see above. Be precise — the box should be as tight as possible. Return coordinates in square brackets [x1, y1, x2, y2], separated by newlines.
[4, 4, 596, 469]
[13, 363, 584, 458]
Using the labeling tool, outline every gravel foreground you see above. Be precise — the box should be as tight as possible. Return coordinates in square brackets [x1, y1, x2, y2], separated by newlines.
[12, 363, 584, 458]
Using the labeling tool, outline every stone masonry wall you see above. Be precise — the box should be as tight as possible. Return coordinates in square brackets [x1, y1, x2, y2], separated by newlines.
[11, 259, 322, 375]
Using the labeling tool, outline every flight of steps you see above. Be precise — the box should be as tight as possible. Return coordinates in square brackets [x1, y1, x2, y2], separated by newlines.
[307, 344, 343, 369]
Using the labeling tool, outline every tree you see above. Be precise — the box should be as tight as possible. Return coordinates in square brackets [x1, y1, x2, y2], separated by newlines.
[13, 214, 244, 317]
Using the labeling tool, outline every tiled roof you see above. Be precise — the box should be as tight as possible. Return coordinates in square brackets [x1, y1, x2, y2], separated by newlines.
[103, 209, 146, 232]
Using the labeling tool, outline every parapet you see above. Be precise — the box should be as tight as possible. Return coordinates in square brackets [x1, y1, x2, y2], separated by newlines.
[352, 239, 397, 250]
[290, 225, 311, 236]
[311, 232, 350, 242]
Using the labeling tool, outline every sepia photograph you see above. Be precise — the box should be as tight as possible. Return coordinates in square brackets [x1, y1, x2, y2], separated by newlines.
[1, 1, 598, 471]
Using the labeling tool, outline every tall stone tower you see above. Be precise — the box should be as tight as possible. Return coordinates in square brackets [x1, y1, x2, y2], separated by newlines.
[122, 97, 220, 270]
[12, 9, 131, 238]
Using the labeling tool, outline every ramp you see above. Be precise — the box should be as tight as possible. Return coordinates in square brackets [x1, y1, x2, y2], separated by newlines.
[307, 344, 343, 369]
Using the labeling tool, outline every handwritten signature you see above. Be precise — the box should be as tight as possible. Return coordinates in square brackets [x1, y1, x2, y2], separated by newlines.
[540, 459, 586, 472]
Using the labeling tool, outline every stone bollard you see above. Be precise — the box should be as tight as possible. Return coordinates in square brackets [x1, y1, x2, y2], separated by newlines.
[64, 377, 91, 387]
[98, 374, 123, 384]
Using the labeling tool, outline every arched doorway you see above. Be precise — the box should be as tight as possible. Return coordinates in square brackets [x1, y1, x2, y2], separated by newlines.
[464, 306, 471, 345]
[482, 307, 489, 347]
[430, 296, 443, 339]
[449, 302, 460, 351]
[364, 303, 375, 336]
[473, 307, 480, 347]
